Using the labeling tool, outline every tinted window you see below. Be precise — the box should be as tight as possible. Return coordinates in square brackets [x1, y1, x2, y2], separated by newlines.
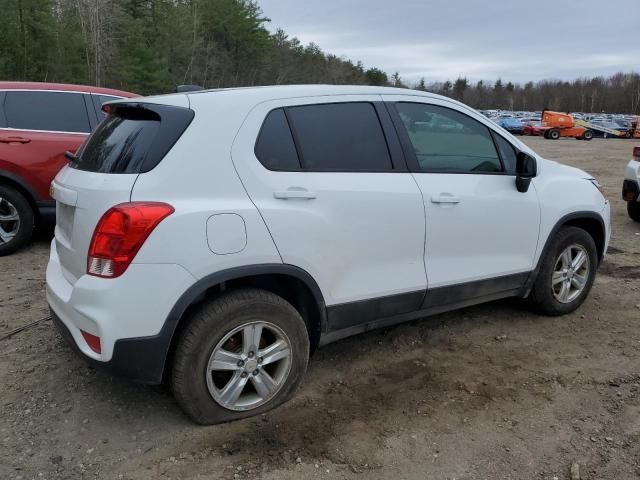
[4, 91, 90, 133]
[255, 109, 300, 170]
[492, 133, 517, 173]
[396, 103, 502, 173]
[74, 108, 160, 173]
[287, 102, 392, 171]
[94, 95, 122, 117]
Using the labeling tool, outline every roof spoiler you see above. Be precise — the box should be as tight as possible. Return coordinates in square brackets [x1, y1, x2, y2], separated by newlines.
[176, 84, 204, 93]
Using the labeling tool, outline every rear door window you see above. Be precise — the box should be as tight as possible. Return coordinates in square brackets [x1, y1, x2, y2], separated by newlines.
[3, 91, 91, 133]
[286, 102, 392, 171]
[255, 108, 301, 170]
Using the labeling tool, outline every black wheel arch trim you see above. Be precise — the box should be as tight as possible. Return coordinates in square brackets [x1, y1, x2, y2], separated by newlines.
[102, 264, 328, 384]
[523, 210, 606, 296]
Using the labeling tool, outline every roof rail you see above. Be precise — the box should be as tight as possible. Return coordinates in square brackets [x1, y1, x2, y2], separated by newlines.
[176, 84, 204, 93]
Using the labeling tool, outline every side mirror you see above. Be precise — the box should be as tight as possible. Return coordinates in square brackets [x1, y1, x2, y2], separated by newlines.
[515, 152, 537, 193]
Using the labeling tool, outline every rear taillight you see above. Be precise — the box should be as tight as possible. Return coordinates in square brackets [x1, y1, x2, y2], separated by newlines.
[633, 146, 640, 161]
[87, 202, 174, 278]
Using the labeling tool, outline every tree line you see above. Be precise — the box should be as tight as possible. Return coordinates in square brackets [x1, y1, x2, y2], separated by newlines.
[0, 0, 638, 114]
[413, 73, 640, 114]
[0, 0, 376, 94]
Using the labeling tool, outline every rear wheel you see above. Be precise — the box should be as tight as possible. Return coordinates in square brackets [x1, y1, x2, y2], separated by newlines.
[549, 129, 561, 140]
[171, 289, 310, 425]
[582, 130, 594, 141]
[0, 185, 34, 256]
[628, 201, 640, 222]
[528, 227, 597, 316]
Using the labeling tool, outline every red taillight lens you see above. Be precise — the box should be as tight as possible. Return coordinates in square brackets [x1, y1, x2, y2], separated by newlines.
[87, 202, 174, 278]
[633, 146, 640, 161]
[81, 330, 101, 354]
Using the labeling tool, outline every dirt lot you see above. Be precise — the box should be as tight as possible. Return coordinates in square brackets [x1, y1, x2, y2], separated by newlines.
[1, 137, 639, 480]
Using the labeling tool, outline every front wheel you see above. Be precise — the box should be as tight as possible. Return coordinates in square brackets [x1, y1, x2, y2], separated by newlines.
[582, 130, 594, 141]
[528, 226, 598, 316]
[628, 201, 640, 222]
[549, 129, 561, 140]
[171, 289, 310, 425]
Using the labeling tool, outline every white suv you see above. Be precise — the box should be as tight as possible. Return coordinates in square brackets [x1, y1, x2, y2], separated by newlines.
[623, 146, 640, 222]
[46, 86, 611, 424]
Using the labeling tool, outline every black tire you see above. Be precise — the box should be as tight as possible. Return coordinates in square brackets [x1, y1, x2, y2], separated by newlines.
[549, 129, 561, 140]
[628, 201, 640, 222]
[171, 288, 310, 425]
[527, 226, 598, 316]
[543, 129, 550, 139]
[0, 185, 34, 256]
[582, 130, 594, 141]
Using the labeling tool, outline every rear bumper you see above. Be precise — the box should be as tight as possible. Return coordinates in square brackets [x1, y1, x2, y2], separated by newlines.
[51, 308, 172, 384]
[622, 160, 639, 202]
[622, 179, 639, 202]
[602, 200, 612, 258]
[37, 201, 56, 224]
[46, 240, 197, 384]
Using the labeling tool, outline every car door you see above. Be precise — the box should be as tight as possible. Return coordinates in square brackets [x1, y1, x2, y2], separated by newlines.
[0, 90, 91, 201]
[384, 96, 541, 296]
[232, 96, 427, 331]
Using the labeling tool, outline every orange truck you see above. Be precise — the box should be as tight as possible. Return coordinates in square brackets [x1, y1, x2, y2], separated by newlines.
[541, 110, 593, 140]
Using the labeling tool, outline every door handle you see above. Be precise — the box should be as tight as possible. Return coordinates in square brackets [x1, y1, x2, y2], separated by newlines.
[274, 188, 317, 200]
[0, 136, 31, 144]
[431, 193, 460, 204]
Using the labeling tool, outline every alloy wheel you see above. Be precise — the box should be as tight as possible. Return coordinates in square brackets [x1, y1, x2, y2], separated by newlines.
[0, 197, 20, 245]
[551, 244, 590, 303]
[206, 321, 292, 411]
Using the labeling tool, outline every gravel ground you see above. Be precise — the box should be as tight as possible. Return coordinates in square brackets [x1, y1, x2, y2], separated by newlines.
[1, 137, 639, 480]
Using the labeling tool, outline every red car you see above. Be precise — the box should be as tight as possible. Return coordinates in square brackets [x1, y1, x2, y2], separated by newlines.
[522, 121, 549, 136]
[0, 82, 137, 255]
[522, 122, 549, 136]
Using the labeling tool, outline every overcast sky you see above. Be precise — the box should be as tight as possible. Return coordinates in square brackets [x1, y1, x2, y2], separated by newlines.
[259, 0, 639, 85]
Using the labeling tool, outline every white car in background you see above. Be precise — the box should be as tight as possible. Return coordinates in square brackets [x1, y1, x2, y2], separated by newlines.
[46, 85, 611, 424]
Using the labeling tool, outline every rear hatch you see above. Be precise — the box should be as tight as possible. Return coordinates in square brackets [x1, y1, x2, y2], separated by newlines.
[51, 98, 194, 284]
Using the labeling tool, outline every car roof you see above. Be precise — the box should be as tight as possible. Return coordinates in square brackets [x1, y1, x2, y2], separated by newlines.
[0, 81, 137, 98]
[141, 84, 458, 107]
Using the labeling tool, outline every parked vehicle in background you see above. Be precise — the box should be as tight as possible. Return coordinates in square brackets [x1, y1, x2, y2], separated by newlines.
[578, 119, 630, 138]
[0, 82, 137, 255]
[496, 117, 524, 134]
[623, 146, 640, 222]
[46, 85, 610, 424]
[542, 110, 592, 140]
[522, 121, 549, 136]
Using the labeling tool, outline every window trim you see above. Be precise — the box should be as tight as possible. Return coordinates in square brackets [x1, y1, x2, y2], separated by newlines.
[386, 101, 511, 176]
[0, 89, 92, 135]
[253, 101, 406, 173]
[0, 91, 6, 128]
